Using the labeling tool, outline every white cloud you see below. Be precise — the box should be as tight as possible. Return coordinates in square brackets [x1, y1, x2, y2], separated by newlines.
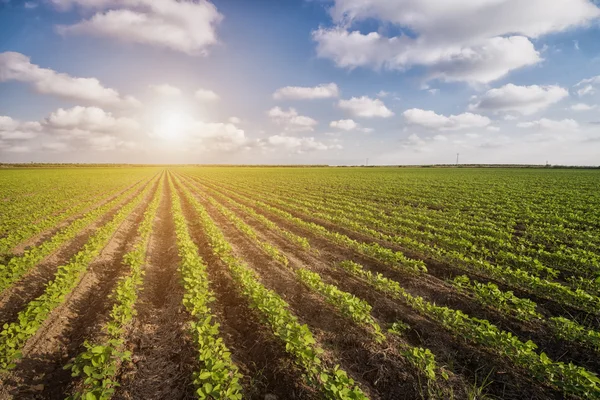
[576, 85, 595, 97]
[0, 51, 140, 108]
[403, 108, 491, 131]
[53, 0, 222, 56]
[574, 76, 600, 96]
[329, 119, 358, 131]
[195, 88, 219, 101]
[517, 118, 579, 130]
[313, 0, 599, 84]
[0, 116, 42, 140]
[266, 135, 336, 153]
[268, 107, 318, 131]
[149, 83, 181, 96]
[228, 116, 241, 124]
[44, 106, 139, 135]
[470, 84, 569, 115]
[338, 96, 393, 118]
[24, 2, 38, 9]
[570, 103, 596, 111]
[376, 90, 389, 98]
[273, 83, 339, 100]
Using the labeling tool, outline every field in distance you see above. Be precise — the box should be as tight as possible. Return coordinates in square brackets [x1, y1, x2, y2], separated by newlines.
[0, 166, 599, 400]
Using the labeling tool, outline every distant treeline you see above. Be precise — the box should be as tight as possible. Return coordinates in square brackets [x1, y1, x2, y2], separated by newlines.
[0, 163, 598, 169]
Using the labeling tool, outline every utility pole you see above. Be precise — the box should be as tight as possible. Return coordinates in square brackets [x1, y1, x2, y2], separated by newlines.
[456, 153, 459, 166]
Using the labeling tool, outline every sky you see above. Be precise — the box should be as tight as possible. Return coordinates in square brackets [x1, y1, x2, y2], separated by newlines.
[0, 0, 600, 165]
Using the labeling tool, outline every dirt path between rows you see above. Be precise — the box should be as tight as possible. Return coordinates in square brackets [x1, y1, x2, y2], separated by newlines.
[178, 178, 423, 400]
[175, 178, 317, 400]
[114, 177, 197, 400]
[0, 180, 159, 400]
[186, 176, 565, 400]
[0, 179, 154, 329]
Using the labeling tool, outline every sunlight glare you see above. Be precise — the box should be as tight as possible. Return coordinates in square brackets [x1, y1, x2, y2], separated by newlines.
[156, 111, 188, 141]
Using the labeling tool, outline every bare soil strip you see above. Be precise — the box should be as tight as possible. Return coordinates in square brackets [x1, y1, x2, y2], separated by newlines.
[114, 178, 197, 400]
[0, 180, 159, 400]
[180, 179, 425, 400]
[0, 179, 154, 329]
[175, 179, 319, 400]
[191, 178, 565, 400]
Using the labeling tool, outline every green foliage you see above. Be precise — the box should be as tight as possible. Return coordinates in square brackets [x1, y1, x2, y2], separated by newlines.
[66, 174, 163, 400]
[0, 178, 150, 295]
[176, 176, 369, 400]
[0, 177, 158, 372]
[169, 176, 243, 399]
[451, 275, 542, 321]
[549, 316, 600, 352]
[338, 260, 600, 399]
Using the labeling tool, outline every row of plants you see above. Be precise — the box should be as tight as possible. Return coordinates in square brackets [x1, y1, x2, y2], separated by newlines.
[187, 177, 426, 275]
[0, 179, 143, 257]
[0, 177, 157, 371]
[0, 177, 154, 296]
[337, 260, 600, 399]
[196, 178, 600, 316]
[65, 175, 164, 400]
[170, 176, 244, 399]
[179, 173, 468, 393]
[193, 182, 386, 343]
[175, 176, 370, 400]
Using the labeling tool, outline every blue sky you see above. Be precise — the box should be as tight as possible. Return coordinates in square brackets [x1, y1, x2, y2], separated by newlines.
[1, 0, 599, 165]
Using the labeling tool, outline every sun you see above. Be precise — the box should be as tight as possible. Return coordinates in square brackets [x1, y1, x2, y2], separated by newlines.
[156, 110, 188, 141]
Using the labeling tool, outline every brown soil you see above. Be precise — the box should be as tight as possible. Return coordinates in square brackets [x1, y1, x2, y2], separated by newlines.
[114, 177, 197, 400]
[12, 178, 145, 256]
[198, 178, 600, 371]
[186, 175, 567, 400]
[178, 177, 424, 400]
[0, 178, 159, 400]
[0, 179, 155, 329]
[175, 177, 319, 400]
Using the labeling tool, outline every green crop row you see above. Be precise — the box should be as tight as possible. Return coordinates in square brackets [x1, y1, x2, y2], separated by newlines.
[338, 260, 600, 399]
[175, 176, 369, 400]
[65, 175, 164, 400]
[185, 176, 426, 275]
[199, 184, 385, 344]
[170, 176, 244, 399]
[0, 177, 156, 371]
[0, 176, 153, 296]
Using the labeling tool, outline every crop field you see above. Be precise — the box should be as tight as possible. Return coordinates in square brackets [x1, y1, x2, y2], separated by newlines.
[1, 166, 600, 400]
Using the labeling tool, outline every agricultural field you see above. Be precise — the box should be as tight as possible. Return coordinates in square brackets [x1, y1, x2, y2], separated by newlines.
[0, 166, 599, 400]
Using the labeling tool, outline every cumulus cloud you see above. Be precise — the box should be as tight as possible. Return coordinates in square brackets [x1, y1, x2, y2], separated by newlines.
[517, 118, 579, 130]
[313, 0, 599, 84]
[195, 88, 219, 101]
[0, 51, 140, 108]
[273, 83, 339, 100]
[329, 118, 372, 132]
[0, 116, 42, 140]
[53, 0, 222, 56]
[149, 83, 181, 96]
[338, 96, 393, 118]
[570, 103, 596, 111]
[403, 109, 490, 130]
[268, 107, 318, 131]
[329, 119, 358, 130]
[266, 135, 337, 153]
[470, 84, 569, 115]
[44, 106, 139, 135]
